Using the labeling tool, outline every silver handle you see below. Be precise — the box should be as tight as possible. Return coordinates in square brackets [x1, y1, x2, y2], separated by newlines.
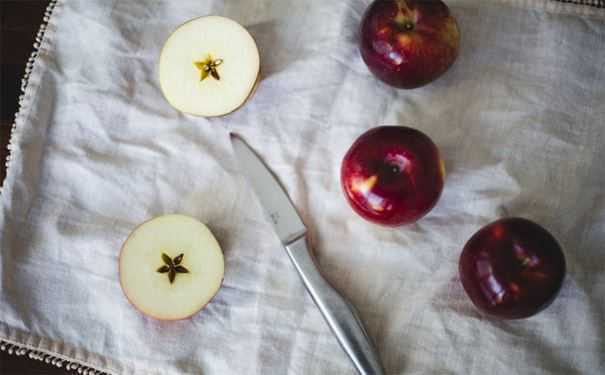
[285, 235, 385, 375]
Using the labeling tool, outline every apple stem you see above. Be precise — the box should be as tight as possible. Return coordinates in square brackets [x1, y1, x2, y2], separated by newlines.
[396, 0, 412, 15]
[394, 0, 416, 31]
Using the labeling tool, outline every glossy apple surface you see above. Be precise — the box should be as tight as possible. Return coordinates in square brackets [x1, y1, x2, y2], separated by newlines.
[459, 218, 566, 319]
[360, 0, 460, 89]
[341, 126, 444, 226]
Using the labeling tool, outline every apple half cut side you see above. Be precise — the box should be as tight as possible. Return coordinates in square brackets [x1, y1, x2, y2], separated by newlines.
[119, 214, 224, 320]
[158, 16, 260, 117]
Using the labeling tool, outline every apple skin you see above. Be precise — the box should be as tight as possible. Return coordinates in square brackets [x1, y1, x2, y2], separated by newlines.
[360, 0, 460, 89]
[459, 218, 566, 319]
[341, 126, 444, 226]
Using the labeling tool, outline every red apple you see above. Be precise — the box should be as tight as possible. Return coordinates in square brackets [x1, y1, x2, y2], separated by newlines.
[459, 218, 566, 319]
[341, 126, 444, 226]
[360, 0, 460, 89]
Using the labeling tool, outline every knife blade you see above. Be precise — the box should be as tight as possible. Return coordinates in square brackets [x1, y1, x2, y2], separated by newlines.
[231, 133, 385, 375]
[230, 133, 306, 244]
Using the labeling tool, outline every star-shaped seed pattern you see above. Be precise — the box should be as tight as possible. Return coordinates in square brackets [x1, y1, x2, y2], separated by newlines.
[194, 56, 223, 81]
[157, 252, 189, 284]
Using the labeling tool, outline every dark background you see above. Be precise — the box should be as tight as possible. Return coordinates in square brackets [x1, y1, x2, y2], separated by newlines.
[1, 1, 70, 374]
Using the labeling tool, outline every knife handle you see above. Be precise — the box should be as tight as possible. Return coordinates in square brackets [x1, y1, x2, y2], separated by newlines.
[284, 235, 385, 375]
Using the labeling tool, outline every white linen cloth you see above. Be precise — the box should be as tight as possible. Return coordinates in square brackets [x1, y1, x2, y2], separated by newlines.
[1, 0, 604, 374]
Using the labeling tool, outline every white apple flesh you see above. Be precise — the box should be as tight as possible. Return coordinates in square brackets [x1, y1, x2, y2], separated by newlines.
[158, 16, 260, 117]
[119, 215, 224, 320]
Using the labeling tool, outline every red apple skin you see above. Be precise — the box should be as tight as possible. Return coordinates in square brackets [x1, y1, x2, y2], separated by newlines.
[459, 218, 566, 320]
[360, 0, 460, 89]
[341, 126, 444, 226]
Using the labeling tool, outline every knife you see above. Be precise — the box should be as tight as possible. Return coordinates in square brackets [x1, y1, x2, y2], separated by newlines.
[230, 133, 385, 375]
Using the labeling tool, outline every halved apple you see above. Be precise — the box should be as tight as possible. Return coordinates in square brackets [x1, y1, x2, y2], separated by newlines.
[119, 214, 224, 320]
[158, 16, 260, 117]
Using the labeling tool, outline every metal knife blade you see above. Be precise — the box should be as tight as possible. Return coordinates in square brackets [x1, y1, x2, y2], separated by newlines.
[230, 133, 386, 375]
[230, 133, 307, 244]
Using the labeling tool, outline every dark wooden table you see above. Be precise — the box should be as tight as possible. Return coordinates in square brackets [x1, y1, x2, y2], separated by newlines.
[0, 1, 71, 374]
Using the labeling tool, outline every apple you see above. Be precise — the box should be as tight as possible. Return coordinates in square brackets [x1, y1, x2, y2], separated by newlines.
[119, 214, 224, 320]
[341, 126, 444, 226]
[158, 16, 260, 117]
[359, 0, 460, 89]
[459, 218, 566, 319]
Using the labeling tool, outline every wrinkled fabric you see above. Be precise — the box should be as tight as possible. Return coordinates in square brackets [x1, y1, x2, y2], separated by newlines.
[1, 1, 604, 374]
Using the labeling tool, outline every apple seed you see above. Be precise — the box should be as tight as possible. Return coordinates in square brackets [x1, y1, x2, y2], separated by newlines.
[157, 252, 190, 284]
